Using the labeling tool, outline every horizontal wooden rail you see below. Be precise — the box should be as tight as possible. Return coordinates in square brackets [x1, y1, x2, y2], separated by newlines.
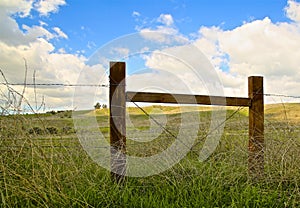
[126, 91, 251, 107]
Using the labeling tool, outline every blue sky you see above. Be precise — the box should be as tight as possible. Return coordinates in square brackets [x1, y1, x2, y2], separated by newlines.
[1, 0, 300, 111]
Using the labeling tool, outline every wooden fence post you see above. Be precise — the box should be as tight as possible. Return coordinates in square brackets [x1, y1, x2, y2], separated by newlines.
[109, 62, 126, 182]
[248, 76, 264, 179]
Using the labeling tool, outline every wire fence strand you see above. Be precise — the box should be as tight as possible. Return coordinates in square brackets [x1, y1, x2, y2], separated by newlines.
[1, 81, 300, 99]
[0, 83, 109, 87]
[263, 93, 300, 99]
[1, 80, 300, 100]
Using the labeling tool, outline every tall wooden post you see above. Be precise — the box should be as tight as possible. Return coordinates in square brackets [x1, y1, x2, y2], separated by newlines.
[109, 62, 126, 182]
[248, 76, 264, 179]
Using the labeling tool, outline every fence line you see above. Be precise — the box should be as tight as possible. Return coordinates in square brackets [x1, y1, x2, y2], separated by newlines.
[1, 64, 300, 182]
[109, 62, 267, 182]
[1, 83, 300, 100]
[0, 87, 300, 171]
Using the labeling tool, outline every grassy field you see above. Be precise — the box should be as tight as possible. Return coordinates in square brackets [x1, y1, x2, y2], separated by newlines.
[0, 103, 300, 207]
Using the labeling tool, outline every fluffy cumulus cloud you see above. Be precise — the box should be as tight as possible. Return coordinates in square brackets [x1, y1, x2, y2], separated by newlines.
[0, 0, 66, 17]
[134, 1, 300, 101]
[158, 14, 174, 26]
[285, 0, 300, 22]
[34, 0, 67, 16]
[0, 0, 104, 112]
[137, 13, 188, 45]
[218, 17, 300, 75]
[0, 0, 34, 17]
[198, 16, 300, 98]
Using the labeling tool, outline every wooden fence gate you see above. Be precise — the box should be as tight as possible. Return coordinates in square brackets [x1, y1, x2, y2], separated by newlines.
[109, 62, 264, 182]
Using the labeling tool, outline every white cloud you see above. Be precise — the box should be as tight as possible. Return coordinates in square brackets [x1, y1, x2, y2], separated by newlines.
[0, 0, 100, 112]
[185, 14, 300, 99]
[34, 0, 66, 16]
[136, 4, 300, 100]
[22, 24, 55, 40]
[0, 1, 67, 46]
[72, 63, 108, 110]
[0, 36, 85, 98]
[0, 0, 34, 17]
[134, 13, 188, 44]
[139, 28, 182, 43]
[53, 27, 68, 39]
[140, 43, 225, 98]
[110, 47, 130, 57]
[87, 41, 96, 49]
[39, 21, 48, 26]
[0, 0, 66, 17]
[285, 0, 300, 22]
[132, 11, 140, 17]
[218, 17, 300, 77]
[194, 26, 224, 68]
[58, 48, 66, 53]
[158, 14, 174, 26]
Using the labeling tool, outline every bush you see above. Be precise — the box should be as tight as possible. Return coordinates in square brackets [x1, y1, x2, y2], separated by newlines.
[28, 127, 43, 135]
[61, 126, 74, 134]
[46, 127, 58, 135]
[58, 110, 72, 118]
[47, 110, 57, 115]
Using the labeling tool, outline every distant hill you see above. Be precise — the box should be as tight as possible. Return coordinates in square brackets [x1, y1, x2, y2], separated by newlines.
[21, 103, 299, 124]
[265, 103, 300, 123]
[82, 103, 300, 121]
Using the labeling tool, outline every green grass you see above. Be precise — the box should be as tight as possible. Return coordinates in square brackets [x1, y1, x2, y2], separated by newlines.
[0, 104, 300, 207]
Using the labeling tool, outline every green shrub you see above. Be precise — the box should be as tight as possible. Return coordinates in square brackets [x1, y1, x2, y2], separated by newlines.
[61, 126, 74, 134]
[46, 126, 58, 135]
[47, 110, 57, 115]
[28, 126, 43, 135]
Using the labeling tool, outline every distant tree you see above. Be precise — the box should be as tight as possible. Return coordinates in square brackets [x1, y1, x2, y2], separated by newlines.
[94, 102, 101, 109]
[102, 104, 107, 109]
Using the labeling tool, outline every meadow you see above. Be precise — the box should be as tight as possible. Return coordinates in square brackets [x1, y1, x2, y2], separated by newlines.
[0, 104, 300, 207]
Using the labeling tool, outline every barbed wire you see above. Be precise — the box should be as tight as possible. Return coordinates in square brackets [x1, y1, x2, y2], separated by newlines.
[1, 94, 298, 163]
[0, 83, 109, 87]
[1, 82, 300, 99]
[131, 100, 248, 155]
[263, 93, 300, 99]
[131, 101, 178, 139]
